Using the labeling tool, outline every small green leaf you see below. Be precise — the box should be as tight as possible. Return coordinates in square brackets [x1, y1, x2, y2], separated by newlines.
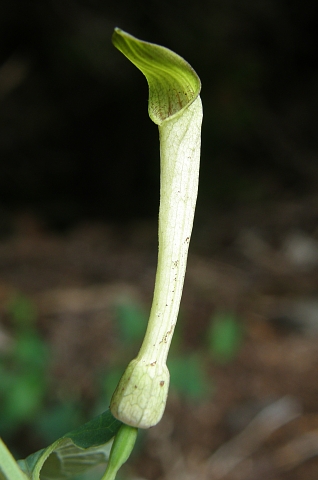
[18, 410, 122, 480]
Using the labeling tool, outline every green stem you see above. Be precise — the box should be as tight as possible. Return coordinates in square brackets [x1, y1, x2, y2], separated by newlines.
[0, 438, 28, 480]
[100, 425, 137, 480]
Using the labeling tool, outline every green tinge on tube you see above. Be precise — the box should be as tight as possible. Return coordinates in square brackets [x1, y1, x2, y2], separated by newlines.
[110, 28, 202, 429]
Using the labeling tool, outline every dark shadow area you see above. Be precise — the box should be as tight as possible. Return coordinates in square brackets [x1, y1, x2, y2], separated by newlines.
[0, 0, 317, 230]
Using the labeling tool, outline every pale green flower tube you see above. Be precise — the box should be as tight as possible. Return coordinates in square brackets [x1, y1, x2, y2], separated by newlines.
[110, 29, 202, 429]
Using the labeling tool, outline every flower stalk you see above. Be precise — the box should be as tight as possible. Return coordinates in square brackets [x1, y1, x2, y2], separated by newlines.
[110, 29, 202, 428]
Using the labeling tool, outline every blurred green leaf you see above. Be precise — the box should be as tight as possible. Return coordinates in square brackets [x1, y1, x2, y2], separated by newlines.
[0, 318, 49, 437]
[208, 312, 243, 363]
[5, 373, 45, 420]
[168, 354, 211, 400]
[115, 301, 147, 344]
[34, 403, 84, 446]
[94, 367, 124, 414]
[14, 333, 49, 370]
[6, 294, 37, 330]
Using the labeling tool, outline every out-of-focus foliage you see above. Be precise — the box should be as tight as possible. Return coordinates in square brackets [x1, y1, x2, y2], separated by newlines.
[1, 0, 317, 230]
[168, 354, 212, 400]
[0, 295, 49, 438]
[0, 293, 84, 457]
[207, 311, 244, 364]
[114, 300, 147, 345]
